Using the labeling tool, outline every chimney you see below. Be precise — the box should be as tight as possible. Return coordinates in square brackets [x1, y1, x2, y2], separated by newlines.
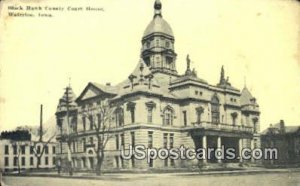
[280, 120, 285, 133]
[39, 104, 43, 142]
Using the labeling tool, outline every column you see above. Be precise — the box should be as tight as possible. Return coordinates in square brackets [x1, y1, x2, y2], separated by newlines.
[202, 136, 207, 163]
[239, 138, 243, 163]
[217, 136, 222, 163]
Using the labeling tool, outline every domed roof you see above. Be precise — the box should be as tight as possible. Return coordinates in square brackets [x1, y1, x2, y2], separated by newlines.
[143, 16, 174, 37]
[143, 0, 174, 38]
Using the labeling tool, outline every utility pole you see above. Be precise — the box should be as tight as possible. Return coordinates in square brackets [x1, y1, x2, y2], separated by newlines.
[39, 104, 43, 142]
[65, 86, 73, 176]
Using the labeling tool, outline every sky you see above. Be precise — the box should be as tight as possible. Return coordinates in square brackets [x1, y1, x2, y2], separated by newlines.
[0, 0, 299, 132]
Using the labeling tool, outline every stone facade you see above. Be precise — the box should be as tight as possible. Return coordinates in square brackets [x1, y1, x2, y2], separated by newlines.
[55, 0, 260, 171]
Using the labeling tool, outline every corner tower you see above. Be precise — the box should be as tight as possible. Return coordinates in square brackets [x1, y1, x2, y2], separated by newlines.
[141, 0, 177, 76]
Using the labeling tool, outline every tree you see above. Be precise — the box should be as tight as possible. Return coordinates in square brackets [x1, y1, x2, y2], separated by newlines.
[28, 126, 56, 169]
[83, 99, 116, 176]
[11, 141, 25, 174]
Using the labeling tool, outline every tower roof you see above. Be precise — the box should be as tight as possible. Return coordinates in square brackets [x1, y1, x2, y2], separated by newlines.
[241, 87, 255, 106]
[143, 0, 174, 38]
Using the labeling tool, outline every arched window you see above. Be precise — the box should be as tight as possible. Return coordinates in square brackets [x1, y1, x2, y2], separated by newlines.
[115, 107, 124, 127]
[163, 106, 174, 126]
[211, 95, 220, 124]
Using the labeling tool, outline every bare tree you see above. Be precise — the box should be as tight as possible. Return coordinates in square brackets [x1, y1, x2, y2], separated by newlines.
[29, 126, 56, 169]
[84, 99, 117, 176]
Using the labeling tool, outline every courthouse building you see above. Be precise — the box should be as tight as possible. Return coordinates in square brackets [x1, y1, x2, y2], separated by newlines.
[55, 0, 260, 170]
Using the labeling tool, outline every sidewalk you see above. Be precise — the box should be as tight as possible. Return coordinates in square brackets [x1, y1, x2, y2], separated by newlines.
[4, 167, 300, 180]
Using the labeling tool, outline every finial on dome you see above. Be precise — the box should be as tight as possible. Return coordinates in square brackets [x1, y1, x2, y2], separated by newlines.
[154, 0, 162, 18]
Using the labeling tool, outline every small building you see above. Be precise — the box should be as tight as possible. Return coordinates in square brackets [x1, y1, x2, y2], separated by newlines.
[0, 130, 57, 172]
[261, 120, 300, 165]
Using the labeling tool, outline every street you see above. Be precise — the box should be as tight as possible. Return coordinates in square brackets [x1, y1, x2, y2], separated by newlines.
[2, 172, 300, 186]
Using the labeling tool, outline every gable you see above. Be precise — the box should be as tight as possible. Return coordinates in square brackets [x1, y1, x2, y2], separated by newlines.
[81, 87, 99, 100]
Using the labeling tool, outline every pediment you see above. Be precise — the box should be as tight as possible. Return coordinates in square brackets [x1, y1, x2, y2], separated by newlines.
[76, 83, 116, 102]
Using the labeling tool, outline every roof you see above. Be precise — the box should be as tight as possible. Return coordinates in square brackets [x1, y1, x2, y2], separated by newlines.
[241, 87, 255, 105]
[143, 16, 174, 37]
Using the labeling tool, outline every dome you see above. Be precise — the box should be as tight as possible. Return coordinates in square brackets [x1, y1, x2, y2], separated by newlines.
[143, 0, 174, 38]
[143, 16, 174, 37]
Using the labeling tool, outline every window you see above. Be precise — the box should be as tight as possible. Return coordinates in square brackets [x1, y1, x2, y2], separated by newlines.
[183, 111, 187, 126]
[89, 115, 94, 130]
[211, 95, 220, 124]
[21, 145, 25, 154]
[45, 145, 49, 154]
[13, 145, 17, 155]
[116, 135, 119, 150]
[82, 138, 86, 151]
[196, 107, 204, 124]
[120, 133, 125, 149]
[53, 157, 56, 165]
[82, 158, 86, 168]
[21, 157, 25, 166]
[115, 156, 119, 168]
[156, 39, 159, 47]
[163, 106, 174, 126]
[5, 145, 9, 155]
[30, 146, 34, 154]
[52, 146, 56, 154]
[13, 157, 18, 166]
[130, 109, 135, 123]
[169, 134, 174, 149]
[131, 132, 135, 147]
[148, 131, 153, 148]
[89, 137, 94, 144]
[30, 157, 34, 165]
[231, 112, 238, 126]
[127, 102, 136, 124]
[147, 108, 153, 123]
[37, 157, 41, 165]
[82, 116, 86, 131]
[115, 107, 124, 126]
[45, 157, 48, 165]
[165, 41, 170, 48]
[97, 113, 101, 129]
[37, 146, 41, 154]
[5, 157, 9, 166]
[163, 133, 168, 148]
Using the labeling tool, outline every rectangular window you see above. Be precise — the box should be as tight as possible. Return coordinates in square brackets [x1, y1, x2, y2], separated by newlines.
[164, 158, 168, 167]
[89, 115, 94, 130]
[115, 156, 119, 168]
[21, 157, 25, 166]
[21, 145, 25, 154]
[169, 133, 174, 149]
[131, 132, 135, 147]
[121, 133, 125, 149]
[13, 157, 18, 166]
[116, 135, 119, 150]
[37, 157, 41, 165]
[4, 145, 9, 155]
[131, 155, 135, 168]
[30, 157, 34, 166]
[147, 108, 153, 123]
[97, 113, 101, 129]
[13, 145, 17, 155]
[183, 111, 187, 126]
[37, 146, 41, 154]
[130, 109, 135, 123]
[5, 157, 9, 166]
[148, 131, 153, 148]
[52, 146, 56, 154]
[53, 157, 56, 165]
[30, 146, 34, 154]
[45, 146, 49, 154]
[89, 137, 94, 144]
[82, 138, 86, 151]
[163, 133, 168, 148]
[45, 157, 48, 165]
[82, 117, 86, 131]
